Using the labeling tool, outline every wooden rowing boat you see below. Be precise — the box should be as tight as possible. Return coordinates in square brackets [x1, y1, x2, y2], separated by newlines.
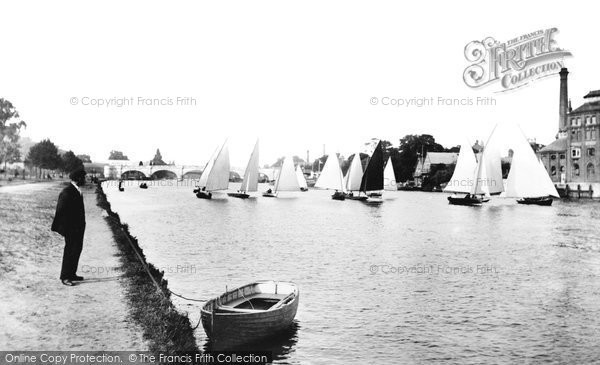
[201, 281, 299, 346]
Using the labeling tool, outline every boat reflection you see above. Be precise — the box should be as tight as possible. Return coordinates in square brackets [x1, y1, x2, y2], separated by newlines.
[203, 320, 300, 361]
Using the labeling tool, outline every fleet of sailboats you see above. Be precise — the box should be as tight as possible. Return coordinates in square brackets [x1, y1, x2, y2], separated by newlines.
[184, 132, 559, 206]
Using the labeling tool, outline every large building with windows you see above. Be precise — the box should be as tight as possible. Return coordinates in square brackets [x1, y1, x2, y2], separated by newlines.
[539, 68, 600, 197]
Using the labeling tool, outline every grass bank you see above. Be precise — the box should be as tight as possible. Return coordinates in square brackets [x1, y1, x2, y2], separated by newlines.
[95, 183, 199, 353]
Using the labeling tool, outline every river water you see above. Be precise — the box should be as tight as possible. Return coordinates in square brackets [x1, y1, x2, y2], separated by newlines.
[102, 181, 600, 364]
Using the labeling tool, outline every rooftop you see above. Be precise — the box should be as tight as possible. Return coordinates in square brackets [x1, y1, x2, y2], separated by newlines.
[425, 152, 458, 165]
[539, 137, 567, 153]
[570, 101, 600, 114]
[584, 90, 600, 99]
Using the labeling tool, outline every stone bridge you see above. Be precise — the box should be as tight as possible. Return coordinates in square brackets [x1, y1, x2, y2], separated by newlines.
[103, 163, 204, 180]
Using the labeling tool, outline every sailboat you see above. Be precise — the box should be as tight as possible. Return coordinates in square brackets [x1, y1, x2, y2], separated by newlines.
[359, 141, 384, 200]
[315, 153, 346, 200]
[445, 138, 478, 204]
[383, 156, 397, 191]
[296, 165, 309, 192]
[196, 140, 230, 199]
[448, 126, 503, 206]
[228, 140, 259, 199]
[345, 152, 368, 201]
[262, 156, 300, 197]
[505, 127, 559, 206]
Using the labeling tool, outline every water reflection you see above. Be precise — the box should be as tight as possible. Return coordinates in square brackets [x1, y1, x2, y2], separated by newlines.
[203, 321, 300, 362]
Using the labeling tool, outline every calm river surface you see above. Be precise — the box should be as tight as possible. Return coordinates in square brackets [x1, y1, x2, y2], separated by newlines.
[102, 181, 600, 364]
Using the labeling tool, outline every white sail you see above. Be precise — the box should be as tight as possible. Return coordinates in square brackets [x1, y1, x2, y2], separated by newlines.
[201, 139, 230, 191]
[275, 156, 300, 192]
[240, 140, 259, 192]
[296, 165, 308, 189]
[505, 127, 559, 198]
[198, 145, 219, 188]
[471, 125, 504, 196]
[383, 156, 397, 191]
[345, 152, 363, 191]
[315, 153, 345, 191]
[444, 139, 477, 193]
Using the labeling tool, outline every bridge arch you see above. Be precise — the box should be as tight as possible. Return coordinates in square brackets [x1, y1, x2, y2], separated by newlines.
[182, 170, 203, 179]
[150, 170, 178, 180]
[121, 170, 147, 180]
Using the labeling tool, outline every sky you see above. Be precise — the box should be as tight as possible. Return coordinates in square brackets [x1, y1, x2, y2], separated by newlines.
[2, 0, 599, 168]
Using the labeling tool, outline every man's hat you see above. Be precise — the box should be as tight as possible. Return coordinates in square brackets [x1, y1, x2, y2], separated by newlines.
[69, 169, 86, 181]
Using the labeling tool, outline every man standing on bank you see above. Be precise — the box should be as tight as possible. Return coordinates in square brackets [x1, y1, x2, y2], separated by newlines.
[51, 169, 86, 286]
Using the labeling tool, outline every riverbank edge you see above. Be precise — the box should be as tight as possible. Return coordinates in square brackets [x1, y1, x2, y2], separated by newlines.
[95, 183, 200, 353]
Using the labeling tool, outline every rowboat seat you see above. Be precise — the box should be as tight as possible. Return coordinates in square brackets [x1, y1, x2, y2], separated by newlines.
[215, 293, 293, 312]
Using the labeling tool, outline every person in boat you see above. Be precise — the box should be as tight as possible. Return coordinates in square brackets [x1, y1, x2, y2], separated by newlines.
[348, 192, 353, 197]
[202, 187, 206, 191]
[266, 188, 273, 194]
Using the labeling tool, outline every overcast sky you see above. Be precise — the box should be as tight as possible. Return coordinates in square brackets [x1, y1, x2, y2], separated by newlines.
[3, 0, 598, 167]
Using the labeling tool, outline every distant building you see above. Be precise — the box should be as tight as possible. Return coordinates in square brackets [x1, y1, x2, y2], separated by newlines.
[539, 68, 600, 197]
[413, 152, 458, 186]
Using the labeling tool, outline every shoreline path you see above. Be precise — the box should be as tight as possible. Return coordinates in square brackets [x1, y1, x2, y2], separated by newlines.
[0, 182, 147, 349]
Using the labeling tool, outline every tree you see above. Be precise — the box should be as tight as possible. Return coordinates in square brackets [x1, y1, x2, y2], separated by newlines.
[151, 148, 166, 165]
[76, 154, 92, 163]
[0, 98, 27, 167]
[27, 139, 62, 175]
[108, 150, 129, 160]
[396, 134, 445, 182]
[62, 151, 84, 173]
[3, 143, 21, 169]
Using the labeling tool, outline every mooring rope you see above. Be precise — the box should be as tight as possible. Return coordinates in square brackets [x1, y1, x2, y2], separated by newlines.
[111, 214, 207, 333]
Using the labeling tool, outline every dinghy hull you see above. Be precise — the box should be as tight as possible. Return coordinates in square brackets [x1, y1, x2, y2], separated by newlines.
[447, 196, 484, 206]
[517, 197, 553, 206]
[201, 281, 299, 347]
[196, 191, 212, 199]
[346, 194, 368, 201]
[331, 192, 346, 200]
[227, 192, 250, 199]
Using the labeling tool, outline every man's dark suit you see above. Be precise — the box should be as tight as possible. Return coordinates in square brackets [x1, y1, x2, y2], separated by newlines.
[51, 183, 86, 280]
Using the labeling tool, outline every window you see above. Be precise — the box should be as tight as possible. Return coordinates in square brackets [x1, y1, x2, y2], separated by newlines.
[593, 129, 597, 140]
[560, 166, 565, 173]
[551, 154, 556, 160]
[571, 118, 576, 126]
[586, 129, 591, 140]
[587, 163, 595, 179]
[586, 116, 592, 125]
[551, 166, 556, 176]
[588, 148, 596, 157]
[573, 163, 580, 177]
[560, 154, 565, 160]
[593, 116, 597, 125]
[571, 148, 581, 158]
